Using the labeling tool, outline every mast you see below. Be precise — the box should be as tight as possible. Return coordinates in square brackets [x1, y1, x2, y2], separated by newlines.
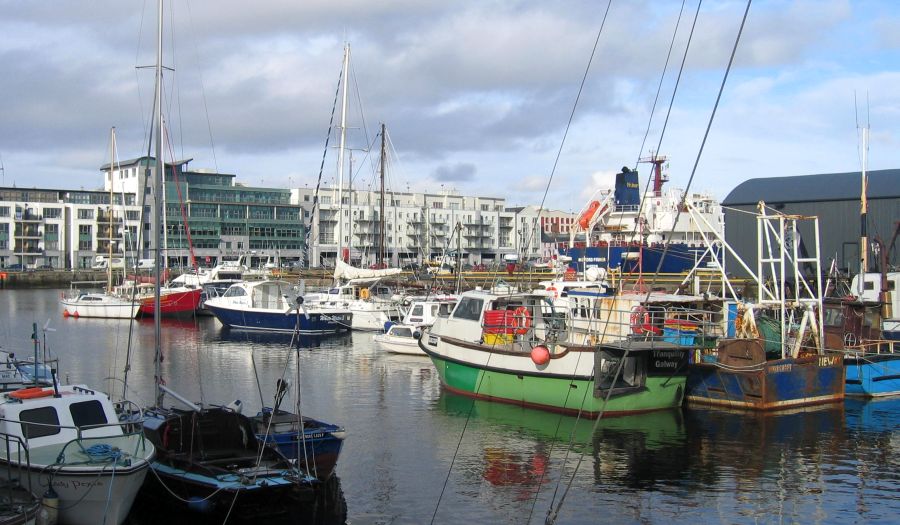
[108, 127, 116, 292]
[859, 125, 869, 292]
[153, 0, 164, 406]
[379, 123, 386, 267]
[336, 43, 350, 264]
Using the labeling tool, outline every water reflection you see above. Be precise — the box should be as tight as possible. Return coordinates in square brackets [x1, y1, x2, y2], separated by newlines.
[1, 290, 897, 524]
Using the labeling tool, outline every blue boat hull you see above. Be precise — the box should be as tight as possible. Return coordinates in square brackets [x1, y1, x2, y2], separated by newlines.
[563, 244, 717, 274]
[844, 353, 900, 397]
[206, 304, 351, 334]
[254, 412, 345, 480]
[686, 354, 845, 410]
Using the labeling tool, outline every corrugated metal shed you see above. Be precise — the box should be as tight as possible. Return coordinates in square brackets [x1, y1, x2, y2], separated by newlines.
[723, 170, 899, 277]
[724, 169, 900, 205]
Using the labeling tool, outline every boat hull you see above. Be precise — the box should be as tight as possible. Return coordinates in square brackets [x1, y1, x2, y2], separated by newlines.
[686, 354, 845, 410]
[0, 458, 149, 525]
[373, 333, 425, 355]
[254, 415, 346, 481]
[206, 303, 351, 334]
[60, 297, 140, 319]
[421, 335, 687, 418]
[563, 244, 716, 274]
[139, 288, 202, 317]
[844, 352, 900, 397]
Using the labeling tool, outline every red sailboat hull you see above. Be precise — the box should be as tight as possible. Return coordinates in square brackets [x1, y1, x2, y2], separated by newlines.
[139, 288, 202, 317]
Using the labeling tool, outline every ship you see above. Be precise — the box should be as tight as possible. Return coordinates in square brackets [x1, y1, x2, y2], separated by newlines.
[562, 155, 724, 275]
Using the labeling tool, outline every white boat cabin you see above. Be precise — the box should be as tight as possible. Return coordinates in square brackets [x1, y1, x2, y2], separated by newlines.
[0, 385, 125, 447]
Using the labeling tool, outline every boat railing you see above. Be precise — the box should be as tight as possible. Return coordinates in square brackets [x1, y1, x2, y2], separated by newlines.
[0, 431, 33, 493]
[841, 339, 898, 356]
[0, 415, 152, 464]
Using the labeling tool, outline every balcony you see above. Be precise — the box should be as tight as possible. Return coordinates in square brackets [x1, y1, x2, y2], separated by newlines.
[14, 229, 42, 239]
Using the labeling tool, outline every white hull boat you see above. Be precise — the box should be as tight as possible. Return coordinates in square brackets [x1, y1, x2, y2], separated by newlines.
[0, 384, 155, 525]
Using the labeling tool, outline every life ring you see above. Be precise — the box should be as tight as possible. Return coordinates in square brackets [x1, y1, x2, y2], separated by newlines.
[9, 387, 54, 400]
[511, 306, 532, 335]
[546, 286, 558, 299]
[629, 306, 661, 335]
[359, 288, 370, 300]
[843, 332, 857, 347]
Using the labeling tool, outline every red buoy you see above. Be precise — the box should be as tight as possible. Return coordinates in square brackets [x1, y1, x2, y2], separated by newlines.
[531, 345, 550, 365]
[63, 310, 70, 318]
[72, 311, 79, 319]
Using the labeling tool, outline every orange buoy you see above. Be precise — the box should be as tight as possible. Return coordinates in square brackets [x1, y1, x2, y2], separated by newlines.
[73, 311, 80, 319]
[63, 310, 70, 318]
[531, 345, 551, 365]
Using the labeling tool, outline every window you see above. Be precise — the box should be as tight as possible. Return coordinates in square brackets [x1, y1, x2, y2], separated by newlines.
[44, 208, 62, 219]
[70, 400, 108, 428]
[77, 209, 94, 220]
[304, 195, 310, 202]
[0, 207, 9, 217]
[126, 210, 140, 221]
[595, 352, 644, 392]
[223, 286, 247, 297]
[20, 406, 61, 439]
[452, 297, 484, 321]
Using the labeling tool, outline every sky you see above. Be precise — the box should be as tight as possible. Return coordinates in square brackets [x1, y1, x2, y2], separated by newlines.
[1, 0, 898, 211]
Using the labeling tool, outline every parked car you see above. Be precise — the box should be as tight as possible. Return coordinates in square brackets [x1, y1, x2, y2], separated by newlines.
[37, 264, 54, 270]
[4, 264, 25, 271]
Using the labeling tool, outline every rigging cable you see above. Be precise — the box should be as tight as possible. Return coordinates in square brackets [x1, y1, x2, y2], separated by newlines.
[430, 0, 612, 498]
[641, 0, 752, 301]
[515, 0, 614, 275]
[543, 1, 754, 523]
[306, 64, 344, 267]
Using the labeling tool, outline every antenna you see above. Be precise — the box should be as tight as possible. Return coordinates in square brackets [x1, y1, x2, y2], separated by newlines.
[0, 152, 4, 186]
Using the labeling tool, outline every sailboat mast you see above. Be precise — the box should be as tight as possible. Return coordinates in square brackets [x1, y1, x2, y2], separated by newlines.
[108, 128, 116, 292]
[336, 43, 350, 264]
[153, 0, 164, 405]
[379, 123, 386, 266]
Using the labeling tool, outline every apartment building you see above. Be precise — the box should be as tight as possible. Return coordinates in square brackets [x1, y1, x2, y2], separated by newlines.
[295, 186, 573, 268]
[0, 187, 141, 269]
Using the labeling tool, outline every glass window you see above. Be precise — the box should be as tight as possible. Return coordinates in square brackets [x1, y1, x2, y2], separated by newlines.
[411, 305, 424, 316]
[70, 400, 107, 428]
[452, 297, 484, 321]
[20, 406, 61, 439]
[223, 286, 247, 297]
[393, 327, 413, 338]
[597, 353, 643, 391]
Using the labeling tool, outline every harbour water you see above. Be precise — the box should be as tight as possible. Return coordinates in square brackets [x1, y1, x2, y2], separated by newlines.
[1, 289, 897, 524]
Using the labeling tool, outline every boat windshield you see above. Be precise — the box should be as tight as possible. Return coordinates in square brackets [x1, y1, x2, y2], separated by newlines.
[223, 286, 247, 298]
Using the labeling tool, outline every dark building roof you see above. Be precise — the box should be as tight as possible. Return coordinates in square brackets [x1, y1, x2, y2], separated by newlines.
[723, 169, 900, 205]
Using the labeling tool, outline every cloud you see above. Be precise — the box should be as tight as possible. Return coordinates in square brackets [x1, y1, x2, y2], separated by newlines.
[432, 162, 476, 182]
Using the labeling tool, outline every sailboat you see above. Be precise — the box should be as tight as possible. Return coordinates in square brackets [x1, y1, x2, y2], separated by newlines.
[315, 76, 403, 330]
[60, 128, 142, 319]
[134, 1, 321, 518]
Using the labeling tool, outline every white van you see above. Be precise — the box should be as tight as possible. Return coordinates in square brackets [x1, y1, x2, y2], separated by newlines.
[91, 256, 126, 270]
[137, 259, 156, 269]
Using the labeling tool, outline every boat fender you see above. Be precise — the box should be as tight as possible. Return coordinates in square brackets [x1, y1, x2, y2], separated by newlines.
[360, 288, 370, 300]
[62, 310, 70, 318]
[531, 345, 551, 365]
[38, 487, 59, 525]
[413, 330, 422, 340]
[511, 306, 532, 335]
[226, 399, 243, 414]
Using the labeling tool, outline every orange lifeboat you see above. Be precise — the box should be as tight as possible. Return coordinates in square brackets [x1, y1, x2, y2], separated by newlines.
[578, 200, 604, 229]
